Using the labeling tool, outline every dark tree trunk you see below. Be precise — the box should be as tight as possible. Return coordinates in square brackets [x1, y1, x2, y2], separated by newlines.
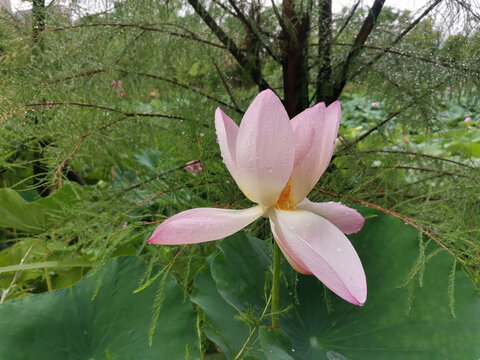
[280, 0, 310, 117]
[316, 0, 334, 105]
[245, 2, 262, 91]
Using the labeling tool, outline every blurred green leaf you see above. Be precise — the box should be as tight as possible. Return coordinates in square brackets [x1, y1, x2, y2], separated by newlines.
[0, 256, 199, 359]
[0, 183, 86, 234]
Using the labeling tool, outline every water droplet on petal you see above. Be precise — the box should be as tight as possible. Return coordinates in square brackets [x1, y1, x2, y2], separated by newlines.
[336, 246, 342, 253]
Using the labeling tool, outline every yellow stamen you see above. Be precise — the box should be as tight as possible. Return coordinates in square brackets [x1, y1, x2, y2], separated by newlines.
[274, 179, 295, 210]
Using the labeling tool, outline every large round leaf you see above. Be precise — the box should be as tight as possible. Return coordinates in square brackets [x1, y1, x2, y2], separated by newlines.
[0, 256, 199, 359]
[193, 209, 480, 359]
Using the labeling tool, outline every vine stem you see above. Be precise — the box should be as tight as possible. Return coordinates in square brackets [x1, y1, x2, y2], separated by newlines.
[271, 241, 282, 329]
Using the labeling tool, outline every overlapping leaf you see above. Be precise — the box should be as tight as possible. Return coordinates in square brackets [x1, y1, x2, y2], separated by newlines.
[193, 209, 480, 359]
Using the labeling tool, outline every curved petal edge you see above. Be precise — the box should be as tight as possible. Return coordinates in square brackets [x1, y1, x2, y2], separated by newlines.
[148, 205, 265, 245]
[297, 199, 365, 234]
[269, 208, 367, 305]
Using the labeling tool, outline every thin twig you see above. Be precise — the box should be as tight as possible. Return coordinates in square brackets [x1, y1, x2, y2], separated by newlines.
[332, 42, 479, 75]
[52, 115, 130, 183]
[354, 0, 443, 76]
[210, 58, 243, 113]
[47, 23, 226, 49]
[23, 102, 185, 119]
[359, 60, 420, 105]
[121, 156, 218, 194]
[315, 188, 463, 263]
[346, 150, 477, 170]
[226, 0, 281, 63]
[48, 68, 109, 84]
[47, 68, 240, 112]
[123, 70, 241, 113]
[379, 165, 472, 178]
[348, 105, 412, 146]
[187, 0, 271, 90]
[333, 0, 360, 42]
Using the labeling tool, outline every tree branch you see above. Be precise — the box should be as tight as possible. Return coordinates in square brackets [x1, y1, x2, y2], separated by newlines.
[379, 165, 472, 178]
[47, 68, 242, 113]
[333, 0, 360, 42]
[331, 0, 385, 101]
[316, 0, 333, 104]
[210, 58, 243, 113]
[353, 149, 478, 170]
[48, 23, 226, 49]
[24, 102, 185, 119]
[344, 104, 413, 147]
[315, 188, 463, 262]
[187, 0, 271, 90]
[354, 0, 443, 76]
[333, 42, 480, 75]
[226, 0, 281, 63]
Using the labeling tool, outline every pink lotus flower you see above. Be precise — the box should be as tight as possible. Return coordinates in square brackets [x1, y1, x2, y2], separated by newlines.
[464, 117, 472, 123]
[370, 102, 379, 109]
[148, 90, 367, 305]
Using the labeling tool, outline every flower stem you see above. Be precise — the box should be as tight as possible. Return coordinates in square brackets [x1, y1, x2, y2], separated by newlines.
[271, 241, 281, 329]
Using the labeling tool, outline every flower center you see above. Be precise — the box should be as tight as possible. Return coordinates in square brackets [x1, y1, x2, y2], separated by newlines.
[274, 179, 295, 210]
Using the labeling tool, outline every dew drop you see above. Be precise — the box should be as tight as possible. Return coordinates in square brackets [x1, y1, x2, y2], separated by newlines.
[336, 246, 342, 253]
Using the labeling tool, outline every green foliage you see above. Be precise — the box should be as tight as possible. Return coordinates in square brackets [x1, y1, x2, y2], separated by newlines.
[0, 256, 199, 359]
[0, 1, 480, 357]
[193, 211, 480, 359]
[0, 182, 86, 233]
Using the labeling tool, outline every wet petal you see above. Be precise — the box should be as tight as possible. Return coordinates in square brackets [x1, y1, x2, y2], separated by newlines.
[148, 205, 265, 245]
[235, 90, 295, 207]
[297, 199, 364, 234]
[270, 217, 311, 275]
[268, 208, 367, 305]
[289, 101, 341, 204]
[215, 107, 240, 182]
